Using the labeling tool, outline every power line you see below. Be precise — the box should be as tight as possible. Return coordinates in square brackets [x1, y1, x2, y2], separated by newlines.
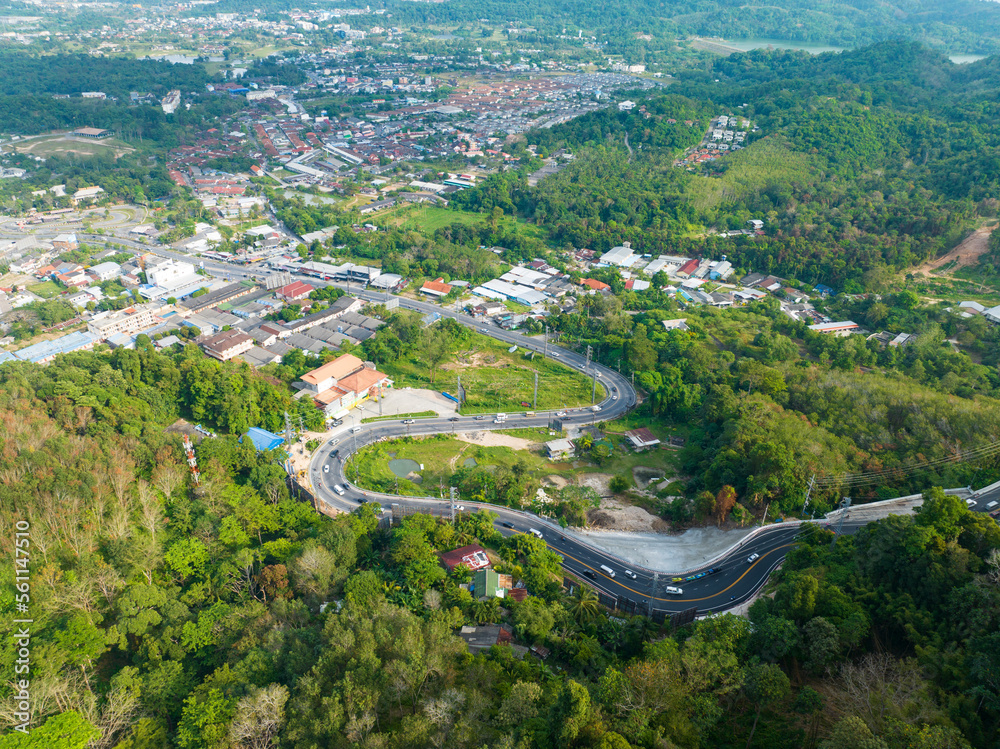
[813, 440, 1000, 489]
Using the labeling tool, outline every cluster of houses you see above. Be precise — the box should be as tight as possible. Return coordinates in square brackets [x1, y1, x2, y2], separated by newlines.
[676, 113, 759, 167]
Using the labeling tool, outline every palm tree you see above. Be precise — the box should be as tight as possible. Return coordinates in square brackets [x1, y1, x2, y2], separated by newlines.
[568, 585, 602, 625]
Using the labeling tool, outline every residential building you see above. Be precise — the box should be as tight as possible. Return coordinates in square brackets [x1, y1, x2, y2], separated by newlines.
[421, 277, 453, 298]
[439, 544, 491, 572]
[298, 352, 392, 417]
[276, 280, 314, 301]
[471, 569, 513, 600]
[87, 304, 160, 340]
[625, 427, 661, 450]
[546, 438, 575, 459]
[89, 261, 121, 282]
[201, 329, 255, 361]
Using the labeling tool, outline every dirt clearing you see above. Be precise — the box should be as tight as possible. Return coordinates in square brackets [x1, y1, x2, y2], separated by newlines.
[455, 430, 538, 451]
[917, 224, 996, 276]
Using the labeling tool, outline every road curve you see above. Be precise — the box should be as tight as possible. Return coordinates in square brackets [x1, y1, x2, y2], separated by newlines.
[302, 295, 811, 616]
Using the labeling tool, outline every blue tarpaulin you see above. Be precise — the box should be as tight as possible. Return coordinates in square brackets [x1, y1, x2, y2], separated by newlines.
[243, 427, 284, 452]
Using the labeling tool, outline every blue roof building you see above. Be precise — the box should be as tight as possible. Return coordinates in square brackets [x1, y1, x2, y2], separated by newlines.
[243, 427, 285, 452]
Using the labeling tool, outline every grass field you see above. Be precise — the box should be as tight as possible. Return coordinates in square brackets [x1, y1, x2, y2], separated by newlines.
[27, 281, 62, 299]
[384, 335, 602, 413]
[346, 433, 556, 497]
[13, 134, 133, 159]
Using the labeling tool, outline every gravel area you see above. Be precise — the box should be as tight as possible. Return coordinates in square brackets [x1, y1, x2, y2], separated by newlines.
[572, 526, 757, 572]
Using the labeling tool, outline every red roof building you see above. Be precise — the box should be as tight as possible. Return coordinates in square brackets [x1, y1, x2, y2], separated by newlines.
[439, 544, 491, 572]
[421, 278, 453, 297]
[580, 278, 610, 292]
[277, 281, 314, 301]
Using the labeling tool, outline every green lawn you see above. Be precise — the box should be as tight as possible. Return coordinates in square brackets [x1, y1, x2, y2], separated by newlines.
[28, 281, 62, 299]
[383, 334, 603, 413]
[345, 433, 555, 497]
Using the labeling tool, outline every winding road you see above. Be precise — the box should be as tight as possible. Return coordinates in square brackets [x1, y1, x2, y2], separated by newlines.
[12, 218, 999, 617]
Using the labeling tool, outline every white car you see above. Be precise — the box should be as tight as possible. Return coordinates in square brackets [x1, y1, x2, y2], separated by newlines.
[747, 553, 759, 564]
[624, 569, 637, 580]
[966, 498, 977, 507]
[665, 586, 683, 595]
[323, 465, 329, 473]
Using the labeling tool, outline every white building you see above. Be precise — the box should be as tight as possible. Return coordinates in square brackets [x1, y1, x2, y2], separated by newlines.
[599, 241, 639, 268]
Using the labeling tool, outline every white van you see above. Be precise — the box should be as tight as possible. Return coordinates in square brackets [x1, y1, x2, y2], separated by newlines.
[600, 564, 616, 578]
[495, 413, 507, 422]
[333, 484, 346, 496]
[351, 426, 362, 433]
[987, 500, 999, 511]
[528, 528, 543, 539]
[664, 586, 683, 595]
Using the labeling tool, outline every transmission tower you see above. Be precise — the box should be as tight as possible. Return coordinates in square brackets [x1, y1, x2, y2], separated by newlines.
[183, 434, 200, 486]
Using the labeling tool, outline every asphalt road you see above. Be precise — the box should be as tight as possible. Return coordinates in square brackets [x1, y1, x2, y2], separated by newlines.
[29, 227, 995, 615]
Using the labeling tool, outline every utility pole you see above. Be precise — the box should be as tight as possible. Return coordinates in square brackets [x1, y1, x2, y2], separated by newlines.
[803, 474, 815, 516]
[533, 372, 538, 410]
[586, 344, 592, 373]
[457, 374, 462, 415]
[833, 497, 851, 545]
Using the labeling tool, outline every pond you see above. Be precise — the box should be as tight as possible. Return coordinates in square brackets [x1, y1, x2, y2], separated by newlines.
[389, 458, 421, 480]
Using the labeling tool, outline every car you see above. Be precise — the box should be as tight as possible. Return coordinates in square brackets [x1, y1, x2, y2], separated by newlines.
[591, 405, 602, 412]
[332, 418, 344, 427]
[747, 553, 760, 564]
[449, 416, 460, 421]
[685, 575, 697, 582]
[552, 352, 560, 357]
[596, 372, 602, 377]
[991, 508, 1000, 518]
[475, 415, 486, 421]
[967, 498, 977, 507]
[695, 572, 707, 579]
[672, 577, 683, 582]
[402, 419, 415, 425]
[624, 569, 637, 580]
[501, 521, 514, 529]
[706, 567, 721, 575]
[455, 505, 465, 511]
[480, 328, 488, 333]
[612, 395, 618, 401]
[331, 438, 340, 446]
[557, 411, 568, 417]
[582, 569, 597, 580]
[664, 586, 683, 595]
[331, 450, 340, 459]
[323, 465, 329, 473]
[332, 484, 346, 496]
[357, 496, 368, 503]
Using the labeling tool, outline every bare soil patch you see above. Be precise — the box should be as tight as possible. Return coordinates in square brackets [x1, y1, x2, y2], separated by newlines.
[917, 224, 997, 276]
[454, 430, 538, 451]
[586, 496, 671, 532]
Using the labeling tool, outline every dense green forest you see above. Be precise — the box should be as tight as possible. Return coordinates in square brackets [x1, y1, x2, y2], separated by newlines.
[544, 278, 1000, 517]
[369, 0, 1000, 54]
[2, 339, 1000, 748]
